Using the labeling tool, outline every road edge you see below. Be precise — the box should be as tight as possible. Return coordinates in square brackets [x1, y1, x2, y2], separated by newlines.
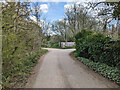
[24, 51, 49, 88]
[69, 51, 119, 88]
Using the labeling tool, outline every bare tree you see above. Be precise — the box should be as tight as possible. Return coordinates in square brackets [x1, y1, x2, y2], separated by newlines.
[32, 2, 42, 25]
[87, 1, 120, 38]
[65, 3, 98, 36]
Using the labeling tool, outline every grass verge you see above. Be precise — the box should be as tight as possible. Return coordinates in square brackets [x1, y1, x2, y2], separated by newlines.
[73, 51, 120, 86]
[2, 49, 48, 88]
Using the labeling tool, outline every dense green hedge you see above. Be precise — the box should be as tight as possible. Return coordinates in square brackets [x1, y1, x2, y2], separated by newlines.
[2, 49, 48, 88]
[75, 30, 120, 69]
[74, 30, 120, 85]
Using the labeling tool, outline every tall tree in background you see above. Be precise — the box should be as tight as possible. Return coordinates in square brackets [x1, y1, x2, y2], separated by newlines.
[31, 2, 43, 47]
[65, 3, 98, 39]
[107, 2, 120, 38]
[32, 2, 42, 25]
[88, 1, 120, 38]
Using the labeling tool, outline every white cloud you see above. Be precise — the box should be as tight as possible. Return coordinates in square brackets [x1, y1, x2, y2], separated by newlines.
[46, 28, 56, 36]
[29, 16, 37, 22]
[40, 4, 48, 13]
[64, 0, 107, 17]
[59, 18, 64, 21]
[64, 0, 104, 9]
[64, 4, 71, 9]
[39, 20, 45, 27]
[31, 4, 49, 13]
[64, 3, 75, 12]
[29, 16, 45, 26]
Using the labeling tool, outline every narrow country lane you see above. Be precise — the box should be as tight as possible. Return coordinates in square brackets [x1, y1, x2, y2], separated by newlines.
[31, 48, 119, 88]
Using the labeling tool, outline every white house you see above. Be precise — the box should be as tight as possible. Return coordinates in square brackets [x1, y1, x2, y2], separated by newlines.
[59, 42, 75, 48]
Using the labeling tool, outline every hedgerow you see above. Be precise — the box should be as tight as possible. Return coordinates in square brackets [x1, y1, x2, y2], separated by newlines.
[75, 30, 120, 69]
[2, 49, 48, 88]
[2, 2, 48, 88]
[74, 30, 120, 85]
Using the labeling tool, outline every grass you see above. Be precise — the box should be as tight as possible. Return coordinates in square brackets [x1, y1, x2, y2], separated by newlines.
[56, 47, 75, 49]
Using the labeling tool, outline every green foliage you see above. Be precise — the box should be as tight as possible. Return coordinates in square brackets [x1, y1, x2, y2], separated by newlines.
[75, 29, 93, 40]
[75, 30, 120, 68]
[74, 29, 120, 85]
[2, 2, 46, 88]
[2, 49, 48, 88]
[49, 42, 59, 48]
[41, 42, 59, 48]
[74, 56, 120, 85]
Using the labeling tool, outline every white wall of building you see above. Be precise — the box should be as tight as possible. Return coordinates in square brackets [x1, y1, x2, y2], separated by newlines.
[59, 42, 75, 47]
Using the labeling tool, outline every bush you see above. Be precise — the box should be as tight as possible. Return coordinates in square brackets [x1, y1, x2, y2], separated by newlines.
[2, 49, 48, 88]
[75, 30, 120, 68]
[49, 42, 59, 48]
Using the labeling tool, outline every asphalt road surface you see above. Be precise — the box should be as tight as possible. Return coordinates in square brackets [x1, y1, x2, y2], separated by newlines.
[31, 48, 119, 88]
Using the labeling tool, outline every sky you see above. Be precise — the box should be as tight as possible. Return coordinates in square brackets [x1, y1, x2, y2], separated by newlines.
[28, 0, 118, 28]
[41, 2, 67, 21]
[29, 0, 110, 22]
[30, 2, 68, 22]
[1, 0, 118, 35]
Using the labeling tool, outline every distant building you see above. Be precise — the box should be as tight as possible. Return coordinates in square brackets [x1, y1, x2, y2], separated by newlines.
[59, 42, 75, 48]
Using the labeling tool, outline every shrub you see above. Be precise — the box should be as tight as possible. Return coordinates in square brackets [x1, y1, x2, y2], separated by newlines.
[75, 30, 120, 68]
[2, 49, 48, 88]
[49, 42, 59, 48]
